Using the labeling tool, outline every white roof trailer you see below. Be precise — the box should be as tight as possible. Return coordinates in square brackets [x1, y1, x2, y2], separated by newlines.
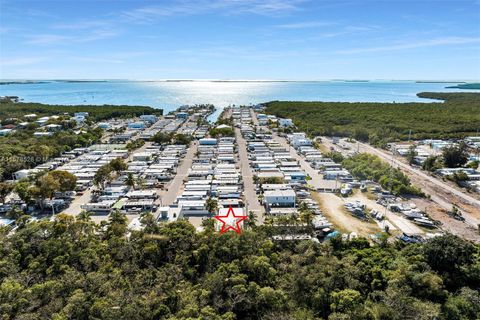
[184, 185, 212, 192]
[81, 201, 115, 213]
[185, 180, 212, 185]
[180, 191, 209, 198]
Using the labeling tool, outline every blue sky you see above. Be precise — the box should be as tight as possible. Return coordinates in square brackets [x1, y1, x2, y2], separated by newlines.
[0, 0, 479, 80]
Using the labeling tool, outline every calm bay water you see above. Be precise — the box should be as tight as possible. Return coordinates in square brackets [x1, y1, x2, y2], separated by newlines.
[0, 80, 476, 120]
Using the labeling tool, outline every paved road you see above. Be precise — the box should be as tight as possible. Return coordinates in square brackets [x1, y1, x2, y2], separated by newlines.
[159, 141, 198, 207]
[63, 188, 93, 216]
[127, 140, 153, 160]
[50, 114, 203, 224]
[235, 127, 265, 223]
[322, 137, 480, 228]
[63, 140, 155, 216]
[250, 109, 425, 235]
[249, 108, 259, 126]
[273, 133, 336, 190]
[237, 109, 265, 223]
[273, 132, 424, 235]
[250, 110, 323, 187]
[128, 116, 198, 208]
[62, 116, 182, 218]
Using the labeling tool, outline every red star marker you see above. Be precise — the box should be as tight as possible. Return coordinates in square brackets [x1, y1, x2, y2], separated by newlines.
[214, 205, 247, 234]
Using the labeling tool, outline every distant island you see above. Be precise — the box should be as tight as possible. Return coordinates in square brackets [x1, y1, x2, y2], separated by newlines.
[55, 80, 110, 83]
[416, 81, 465, 84]
[445, 83, 480, 90]
[0, 81, 50, 85]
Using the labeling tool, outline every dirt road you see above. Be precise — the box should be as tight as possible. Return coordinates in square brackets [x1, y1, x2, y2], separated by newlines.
[312, 192, 381, 236]
[349, 192, 424, 235]
[322, 137, 480, 228]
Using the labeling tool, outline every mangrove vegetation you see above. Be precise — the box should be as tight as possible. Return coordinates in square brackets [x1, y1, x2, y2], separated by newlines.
[265, 92, 480, 146]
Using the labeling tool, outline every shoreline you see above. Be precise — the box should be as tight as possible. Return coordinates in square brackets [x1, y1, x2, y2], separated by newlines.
[1, 79, 479, 85]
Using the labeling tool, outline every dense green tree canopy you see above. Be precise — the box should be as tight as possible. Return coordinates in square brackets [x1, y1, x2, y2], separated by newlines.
[442, 143, 469, 168]
[0, 214, 478, 320]
[0, 182, 14, 203]
[264, 92, 480, 146]
[173, 134, 193, 145]
[0, 101, 162, 122]
[209, 127, 235, 138]
[126, 139, 145, 152]
[109, 158, 128, 174]
[342, 153, 424, 196]
[0, 128, 103, 180]
[48, 170, 77, 192]
[151, 132, 174, 145]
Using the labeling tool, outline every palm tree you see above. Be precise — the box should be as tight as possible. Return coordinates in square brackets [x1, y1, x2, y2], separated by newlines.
[106, 209, 128, 238]
[276, 216, 292, 240]
[135, 176, 146, 190]
[258, 195, 264, 207]
[288, 214, 299, 227]
[246, 210, 257, 228]
[298, 201, 309, 213]
[125, 173, 136, 190]
[300, 209, 314, 225]
[0, 182, 14, 204]
[77, 210, 92, 222]
[264, 216, 274, 226]
[6, 206, 24, 220]
[201, 218, 215, 232]
[205, 197, 218, 215]
[93, 164, 112, 190]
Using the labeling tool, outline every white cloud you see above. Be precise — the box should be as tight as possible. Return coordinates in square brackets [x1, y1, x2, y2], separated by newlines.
[25, 30, 118, 45]
[0, 27, 13, 34]
[311, 25, 377, 39]
[337, 36, 480, 54]
[122, 0, 306, 22]
[53, 20, 113, 30]
[70, 51, 152, 64]
[275, 21, 335, 29]
[77, 30, 118, 43]
[26, 34, 72, 45]
[0, 57, 46, 66]
[73, 57, 124, 64]
[233, 0, 305, 15]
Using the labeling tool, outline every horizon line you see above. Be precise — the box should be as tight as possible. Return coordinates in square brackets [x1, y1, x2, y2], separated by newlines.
[1, 78, 479, 83]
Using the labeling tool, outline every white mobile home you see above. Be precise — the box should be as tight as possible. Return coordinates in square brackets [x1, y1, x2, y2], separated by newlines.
[264, 190, 296, 208]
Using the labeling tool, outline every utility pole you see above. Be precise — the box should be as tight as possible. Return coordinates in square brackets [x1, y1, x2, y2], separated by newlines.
[390, 145, 395, 191]
[245, 196, 248, 218]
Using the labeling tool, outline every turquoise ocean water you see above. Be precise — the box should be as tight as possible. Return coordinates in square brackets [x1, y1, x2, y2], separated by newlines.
[0, 80, 477, 120]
